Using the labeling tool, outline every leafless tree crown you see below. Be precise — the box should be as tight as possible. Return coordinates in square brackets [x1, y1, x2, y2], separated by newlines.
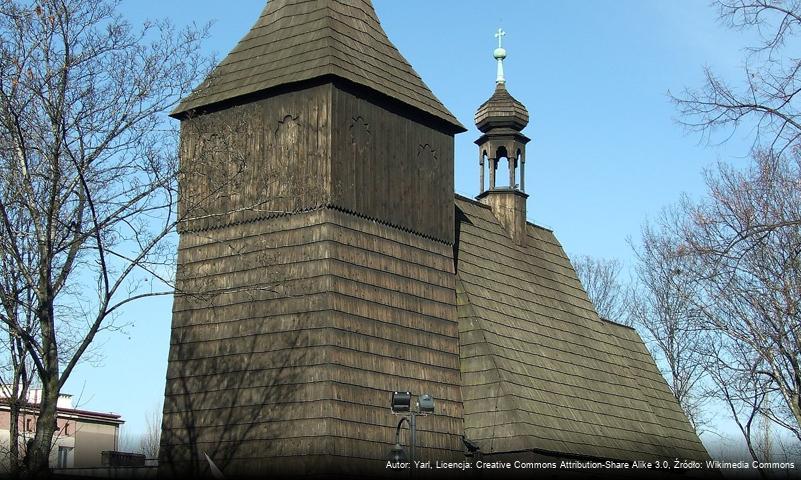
[572, 255, 631, 326]
[0, 0, 211, 475]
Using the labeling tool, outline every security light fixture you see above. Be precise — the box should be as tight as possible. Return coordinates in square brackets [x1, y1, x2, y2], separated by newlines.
[391, 391, 411, 413]
[418, 394, 434, 414]
[387, 392, 436, 467]
[389, 443, 407, 464]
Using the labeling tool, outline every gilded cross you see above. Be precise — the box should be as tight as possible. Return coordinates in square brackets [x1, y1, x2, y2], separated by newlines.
[495, 28, 506, 49]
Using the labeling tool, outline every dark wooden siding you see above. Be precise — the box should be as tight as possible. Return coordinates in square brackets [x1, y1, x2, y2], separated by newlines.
[323, 208, 463, 462]
[177, 84, 333, 233]
[330, 86, 455, 243]
[454, 195, 709, 461]
[178, 81, 454, 243]
[161, 208, 462, 476]
[160, 211, 334, 476]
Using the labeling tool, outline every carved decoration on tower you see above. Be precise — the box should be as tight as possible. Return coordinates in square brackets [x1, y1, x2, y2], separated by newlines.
[417, 143, 439, 182]
[268, 114, 303, 202]
[349, 115, 371, 150]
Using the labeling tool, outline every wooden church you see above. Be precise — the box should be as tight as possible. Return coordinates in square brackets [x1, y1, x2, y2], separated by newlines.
[160, 0, 709, 476]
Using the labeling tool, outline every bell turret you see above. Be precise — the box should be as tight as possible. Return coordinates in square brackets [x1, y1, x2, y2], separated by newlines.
[475, 29, 531, 245]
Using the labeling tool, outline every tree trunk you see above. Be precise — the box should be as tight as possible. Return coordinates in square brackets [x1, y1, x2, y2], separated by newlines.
[8, 399, 21, 479]
[23, 376, 58, 479]
[24, 293, 59, 479]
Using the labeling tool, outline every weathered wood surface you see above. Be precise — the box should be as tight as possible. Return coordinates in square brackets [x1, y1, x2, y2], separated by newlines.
[330, 85, 455, 244]
[177, 84, 332, 234]
[454, 194, 709, 461]
[179, 81, 455, 243]
[161, 208, 463, 476]
[172, 0, 464, 133]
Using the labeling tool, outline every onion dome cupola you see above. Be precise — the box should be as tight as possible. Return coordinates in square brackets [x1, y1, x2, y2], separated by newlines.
[475, 29, 531, 245]
[475, 29, 531, 194]
[475, 82, 530, 133]
[474, 36, 529, 134]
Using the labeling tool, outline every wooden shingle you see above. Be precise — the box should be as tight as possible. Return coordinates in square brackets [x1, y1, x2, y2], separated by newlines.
[172, 0, 464, 132]
[454, 195, 709, 461]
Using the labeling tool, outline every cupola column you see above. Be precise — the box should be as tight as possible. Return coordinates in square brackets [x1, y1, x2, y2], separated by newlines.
[489, 157, 496, 190]
[479, 154, 485, 194]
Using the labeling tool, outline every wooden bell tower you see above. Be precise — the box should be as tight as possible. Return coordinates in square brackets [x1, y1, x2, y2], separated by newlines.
[159, 1, 466, 476]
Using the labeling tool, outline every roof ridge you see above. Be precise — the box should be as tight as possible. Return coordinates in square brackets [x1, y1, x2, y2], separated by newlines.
[454, 193, 491, 209]
[455, 276, 514, 454]
[598, 316, 637, 331]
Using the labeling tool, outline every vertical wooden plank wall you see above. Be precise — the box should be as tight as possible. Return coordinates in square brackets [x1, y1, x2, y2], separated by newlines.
[176, 84, 333, 233]
[329, 85, 455, 244]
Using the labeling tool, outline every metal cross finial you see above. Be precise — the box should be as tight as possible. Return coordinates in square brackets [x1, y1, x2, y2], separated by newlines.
[493, 28, 507, 84]
[495, 28, 506, 49]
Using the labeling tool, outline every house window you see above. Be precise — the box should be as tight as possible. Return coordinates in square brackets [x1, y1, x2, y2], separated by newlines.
[63, 422, 69, 436]
[25, 418, 32, 432]
[57, 446, 73, 468]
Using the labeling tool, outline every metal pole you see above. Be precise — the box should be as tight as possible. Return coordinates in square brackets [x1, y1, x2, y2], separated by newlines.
[395, 417, 409, 445]
[410, 412, 417, 467]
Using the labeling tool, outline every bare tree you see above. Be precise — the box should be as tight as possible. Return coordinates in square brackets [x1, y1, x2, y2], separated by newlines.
[674, 1, 801, 155]
[634, 153, 801, 457]
[572, 255, 631, 325]
[672, 0, 801, 240]
[139, 405, 161, 460]
[674, 152, 801, 441]
[632, 153, 801, 457]
[668, 0, 801, 455]
[756, 413, 774, 464]
[629, 222, 710, 434]
[704, 330, 771, 473]
[0, 238, 37, 477]
[0, 0, 212, 475]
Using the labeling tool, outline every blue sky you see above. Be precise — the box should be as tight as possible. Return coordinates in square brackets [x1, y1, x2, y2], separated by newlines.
[63, 0, 757, 446]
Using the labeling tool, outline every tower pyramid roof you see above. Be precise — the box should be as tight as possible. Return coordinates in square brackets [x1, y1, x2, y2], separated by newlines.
[172, 0, 464, 132]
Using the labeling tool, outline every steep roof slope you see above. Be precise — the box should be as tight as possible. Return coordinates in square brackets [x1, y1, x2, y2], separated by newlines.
[454, 195, 708, 461]
[173, 0, 464, 131]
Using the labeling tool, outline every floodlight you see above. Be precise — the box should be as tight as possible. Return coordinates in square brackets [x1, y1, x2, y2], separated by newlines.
[391, 391, 411, 413]
[388, 443, 407, 465]
[418, 394, 434, 414]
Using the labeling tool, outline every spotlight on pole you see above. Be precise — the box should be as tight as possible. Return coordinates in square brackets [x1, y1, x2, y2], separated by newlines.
[389, 443, 408, 465]
[418, 394, 434, 415]
[391, 391, 411, 413]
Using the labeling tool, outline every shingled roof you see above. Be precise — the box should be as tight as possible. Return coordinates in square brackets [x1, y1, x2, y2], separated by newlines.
[475, 83, 529, 133]
[172, 0, 464, 131]
[454, 195, 709, 461]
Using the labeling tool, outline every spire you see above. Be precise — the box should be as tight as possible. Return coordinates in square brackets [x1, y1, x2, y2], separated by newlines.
[476, 29, 528, 133]
[172, 0, 464, 132]
[494, 28, 507, 84]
